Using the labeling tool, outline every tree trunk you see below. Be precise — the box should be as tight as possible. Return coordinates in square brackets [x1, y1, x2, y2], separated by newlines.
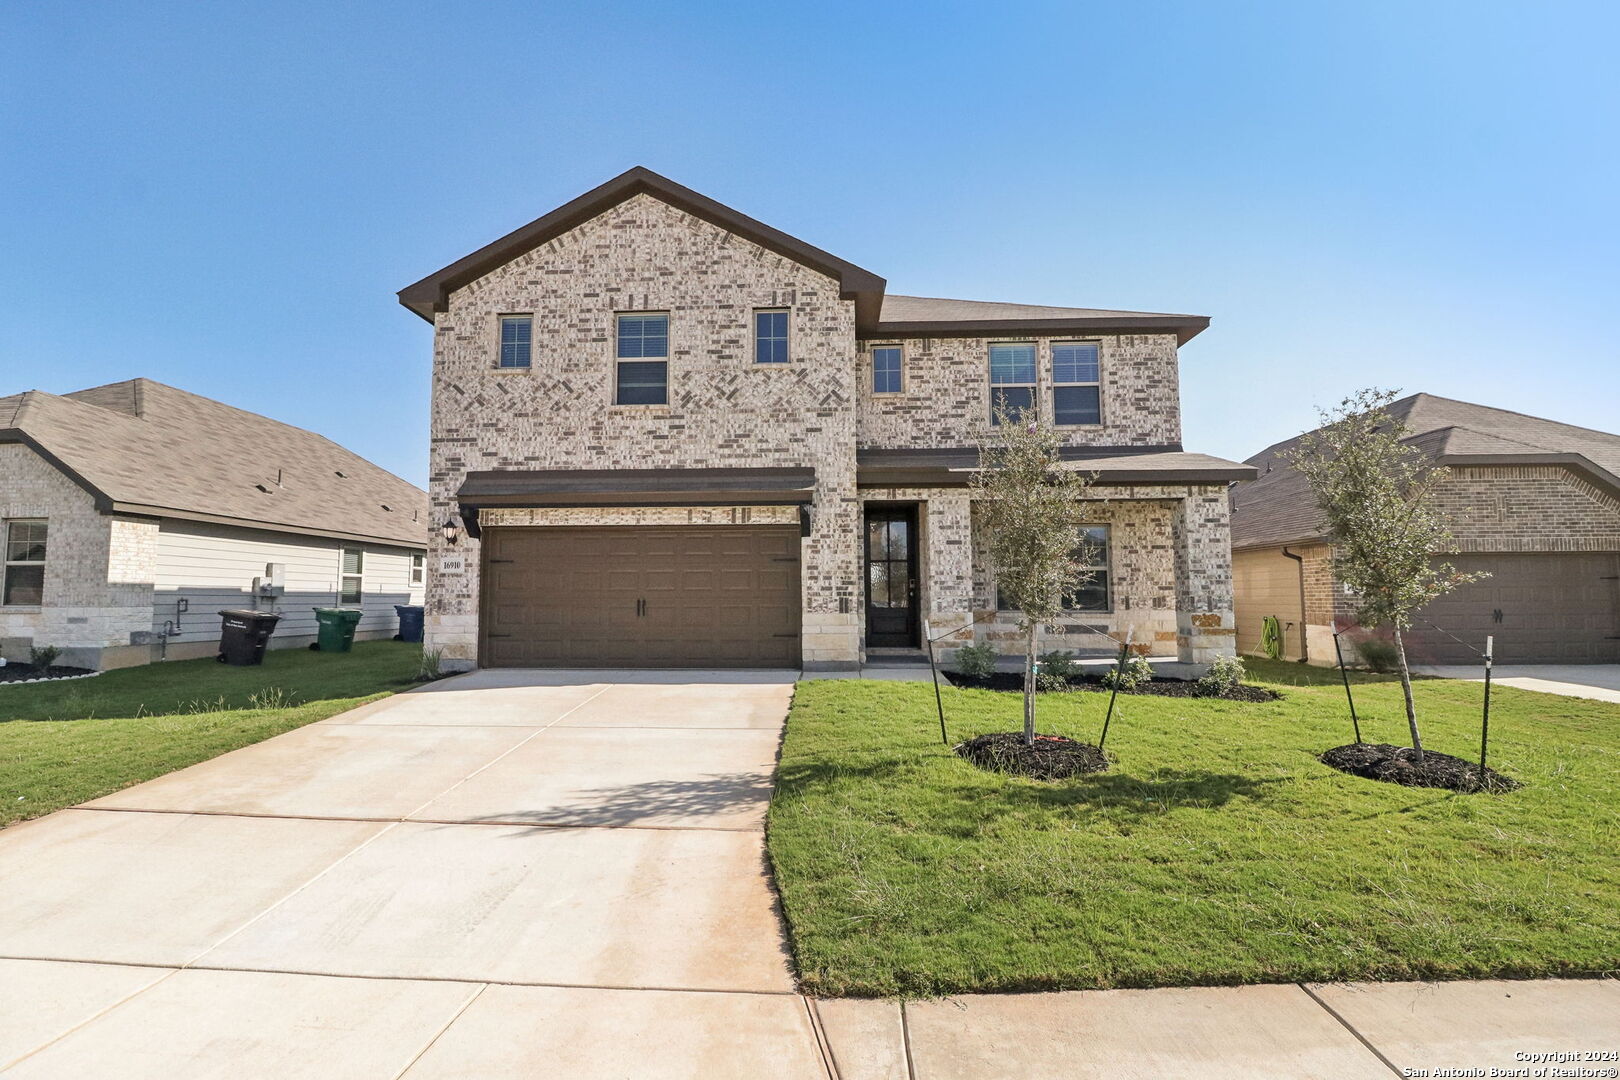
[1392, 625, 1424, 762]
[1023, 622, 1038, 745]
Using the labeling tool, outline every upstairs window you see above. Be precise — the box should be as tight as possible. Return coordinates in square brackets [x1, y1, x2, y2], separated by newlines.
[410, 553, 425, 586]
[2, 520, 46, 606]
[871, 345, 903, 394]
[498, 316, 532, 369]
[754, 309, 789, 364]
[616, 313, 669, 405]
[1053, 342, 1101, 425]
[988, 343, 1037, 424]
[340, 547, 364, 605]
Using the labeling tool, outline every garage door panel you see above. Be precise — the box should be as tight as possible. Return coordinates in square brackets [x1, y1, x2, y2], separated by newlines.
[1407, 552, 1620, 664]
[480, 525, 801, 668]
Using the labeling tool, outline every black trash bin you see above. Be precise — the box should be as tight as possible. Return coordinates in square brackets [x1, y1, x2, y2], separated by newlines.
[217, 609, 282, 665]
[394, 605, 424, 643]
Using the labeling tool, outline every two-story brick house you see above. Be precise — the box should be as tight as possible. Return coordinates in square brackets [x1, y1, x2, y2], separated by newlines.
[400, 168, 1254, 671]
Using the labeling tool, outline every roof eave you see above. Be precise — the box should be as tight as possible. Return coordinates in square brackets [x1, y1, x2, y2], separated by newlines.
[107, 502, 428, 550]
[398, 167, 887, 324]
[860, 315, 1210, 345]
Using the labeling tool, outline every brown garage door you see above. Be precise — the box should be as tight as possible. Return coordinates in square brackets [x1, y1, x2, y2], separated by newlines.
[1405, 552, 1620, 664]
[480, 525, 801, 668]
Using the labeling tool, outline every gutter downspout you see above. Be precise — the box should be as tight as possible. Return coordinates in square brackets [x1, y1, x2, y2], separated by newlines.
[1281, 547, 1309, 663]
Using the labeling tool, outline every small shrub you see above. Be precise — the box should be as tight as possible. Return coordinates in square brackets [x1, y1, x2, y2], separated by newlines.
[29, 645, 62, 670]
[1197, 654, 1247, 695]
[1356, 637, 1400, 673]
[1102, 653, 1155, 691]
[1034, 649, 1079, 692]
[417, 647, 445, 681]
[1037, 650, 1078, 679]
[952, 641, 998, 679]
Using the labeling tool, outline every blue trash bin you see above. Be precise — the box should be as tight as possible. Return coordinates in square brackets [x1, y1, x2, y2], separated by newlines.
[394, 604, 425, 643]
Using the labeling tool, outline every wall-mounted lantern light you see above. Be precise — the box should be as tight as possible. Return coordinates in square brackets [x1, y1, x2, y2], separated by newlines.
[441, 516, 464, 546]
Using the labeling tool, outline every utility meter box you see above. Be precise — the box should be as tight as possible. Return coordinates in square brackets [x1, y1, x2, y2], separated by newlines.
[255, 562, 287, 597]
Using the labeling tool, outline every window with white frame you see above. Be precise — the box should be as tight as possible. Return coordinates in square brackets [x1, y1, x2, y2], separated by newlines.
[1052, 342, 1101, 425]
[615, 312, 669, 404]
[754, 309, 789, 364]
[871, 344, 903, 394]
[340, 547, 364, 605]
[498, 315, 532, 369]
[988, 342, 1037, 424]
[410, 552, 425, 586]
[2, 520, 47, 606]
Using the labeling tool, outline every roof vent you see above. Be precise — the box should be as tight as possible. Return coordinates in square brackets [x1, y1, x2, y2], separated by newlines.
[335, 470, 348, 479]
[255, 483, 273, 494]
[381, 504, 392, 512]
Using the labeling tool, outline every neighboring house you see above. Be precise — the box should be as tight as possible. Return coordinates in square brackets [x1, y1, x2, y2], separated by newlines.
[1231, 393, 1620, 665]
[0, 379, 428, 669]
[400, 167, 1254, 671]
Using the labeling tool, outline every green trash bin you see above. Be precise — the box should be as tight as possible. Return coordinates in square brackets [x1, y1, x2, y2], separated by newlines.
[311, 607, 364, 652]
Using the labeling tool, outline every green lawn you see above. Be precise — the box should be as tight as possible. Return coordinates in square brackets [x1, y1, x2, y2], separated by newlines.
[1, 641, 424, 826]
[767, 660, 1620, 997]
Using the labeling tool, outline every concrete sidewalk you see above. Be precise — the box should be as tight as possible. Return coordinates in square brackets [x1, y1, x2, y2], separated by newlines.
[1, 669, 1615, 1077]
[1417, 663, 1620, 704]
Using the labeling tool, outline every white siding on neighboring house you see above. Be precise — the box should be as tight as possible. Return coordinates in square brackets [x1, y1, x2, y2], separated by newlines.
[152, 520, 425, 656]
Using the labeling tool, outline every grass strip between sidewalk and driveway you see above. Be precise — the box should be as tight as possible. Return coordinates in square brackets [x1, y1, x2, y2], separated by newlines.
[766, 659, 1620, 997]
[1, 641, 423, 826]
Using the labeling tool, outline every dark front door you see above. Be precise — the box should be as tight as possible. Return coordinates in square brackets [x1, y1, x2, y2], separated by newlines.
[865, 505, 919, 647]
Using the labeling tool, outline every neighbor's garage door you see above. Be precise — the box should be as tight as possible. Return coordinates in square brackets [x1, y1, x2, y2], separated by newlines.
[480, 525, 801, 668]
[1405, 552, 1620, 664]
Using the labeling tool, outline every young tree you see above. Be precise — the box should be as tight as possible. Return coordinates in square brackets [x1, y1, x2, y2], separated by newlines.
[1286, 388, 1483, 761]
[972, 411, 1099, 745]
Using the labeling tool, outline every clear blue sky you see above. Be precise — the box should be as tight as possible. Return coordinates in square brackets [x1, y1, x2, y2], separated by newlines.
[4, 0, 1616, 487]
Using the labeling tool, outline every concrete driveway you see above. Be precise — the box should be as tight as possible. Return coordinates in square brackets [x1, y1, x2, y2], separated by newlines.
[0, 669, 832, 1077]
[3, 669, 1614, 1077]
[1416, 663, 1620, 703]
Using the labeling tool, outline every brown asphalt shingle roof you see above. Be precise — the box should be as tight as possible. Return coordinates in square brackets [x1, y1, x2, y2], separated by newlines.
[0, 379, 427, 548]
[1230, 393, 1620, 550]
[878, 295, 1199, 324]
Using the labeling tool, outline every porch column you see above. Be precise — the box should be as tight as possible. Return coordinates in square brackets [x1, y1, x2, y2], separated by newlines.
[1172, 486, 1238, 665]
[923, 493, 975, 654]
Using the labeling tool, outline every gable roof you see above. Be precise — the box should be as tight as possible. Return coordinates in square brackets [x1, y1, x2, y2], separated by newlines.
[398, 167, 1209, 342]
[398, 166, 889, 327]
[1231, 393, 1620, 550]
[0, 379, 427, 548]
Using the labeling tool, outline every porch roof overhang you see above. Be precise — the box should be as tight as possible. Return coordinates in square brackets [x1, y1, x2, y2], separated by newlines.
[856, 446, 1258, 488]
[454, 467, 817, 537]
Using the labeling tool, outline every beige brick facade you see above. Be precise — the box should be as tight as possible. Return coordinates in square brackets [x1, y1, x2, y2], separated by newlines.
[426, 193, 861, 667]
[0, 444, 154, 667]
[856, 334, 1180, 448]
[1433, 466, 1620, 552]
[421, 189, 1237, 671]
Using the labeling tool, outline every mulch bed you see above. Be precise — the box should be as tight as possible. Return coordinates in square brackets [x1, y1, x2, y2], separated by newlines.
[1320, 742, 1520, 793]
[0, 664, 97, 685]
[943, 671, 1279, 702]
[956, 732, 1109, 780]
